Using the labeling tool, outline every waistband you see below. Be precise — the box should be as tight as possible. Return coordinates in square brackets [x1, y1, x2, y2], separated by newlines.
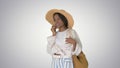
[52, 54, 72, 59]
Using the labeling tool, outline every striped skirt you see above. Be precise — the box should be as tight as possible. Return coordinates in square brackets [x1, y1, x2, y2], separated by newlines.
[51, 58, 74, 68]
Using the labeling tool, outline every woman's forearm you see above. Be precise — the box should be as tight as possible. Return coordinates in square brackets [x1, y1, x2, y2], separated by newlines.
[72, 41, 76, 51]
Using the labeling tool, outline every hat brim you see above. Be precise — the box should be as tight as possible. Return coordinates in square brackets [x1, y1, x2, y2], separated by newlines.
[45, 9, 74, 28]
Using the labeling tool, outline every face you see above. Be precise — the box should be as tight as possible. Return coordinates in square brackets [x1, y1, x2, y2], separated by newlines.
[53, 14, 65, 28]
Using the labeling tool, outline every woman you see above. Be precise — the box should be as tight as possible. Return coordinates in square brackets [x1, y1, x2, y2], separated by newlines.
[45, 9, 82, 68]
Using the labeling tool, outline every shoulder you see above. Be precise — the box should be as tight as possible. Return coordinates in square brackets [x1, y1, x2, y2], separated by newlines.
[68, 28, 77, 34]
[67, 28, 78, 38]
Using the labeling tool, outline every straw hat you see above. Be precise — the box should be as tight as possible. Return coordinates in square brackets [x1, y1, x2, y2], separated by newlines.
[45, 9, 74, 28]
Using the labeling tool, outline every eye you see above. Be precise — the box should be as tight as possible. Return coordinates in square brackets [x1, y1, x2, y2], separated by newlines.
[53, 18, 57, 22]
[57, 18, 60, 20]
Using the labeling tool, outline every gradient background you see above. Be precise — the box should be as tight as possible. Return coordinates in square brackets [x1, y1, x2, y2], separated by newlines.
[0, 0, 120, 68]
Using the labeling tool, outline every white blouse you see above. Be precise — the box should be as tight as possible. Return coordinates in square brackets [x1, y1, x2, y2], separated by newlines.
[47, 28, 82, 58]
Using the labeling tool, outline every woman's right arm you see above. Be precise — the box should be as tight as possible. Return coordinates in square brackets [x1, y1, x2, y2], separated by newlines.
[47, 35, 56, 55]
[46, 25, 57, 55]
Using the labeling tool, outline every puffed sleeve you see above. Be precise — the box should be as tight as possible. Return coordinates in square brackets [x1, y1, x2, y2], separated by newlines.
[47, 35, 56, 55]
[71, 29, 82, 56]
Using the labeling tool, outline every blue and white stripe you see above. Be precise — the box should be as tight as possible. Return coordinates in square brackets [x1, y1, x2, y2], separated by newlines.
[51, 58, 74, 68]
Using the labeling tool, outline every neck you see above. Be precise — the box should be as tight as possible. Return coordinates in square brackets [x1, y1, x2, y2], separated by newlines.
[58, 26, 67, 32]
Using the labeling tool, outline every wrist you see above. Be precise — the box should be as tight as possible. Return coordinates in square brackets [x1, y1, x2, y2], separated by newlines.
[52, 33, 56, 36]
[72, 41, 76, 51]
[73, 41, 76, 46]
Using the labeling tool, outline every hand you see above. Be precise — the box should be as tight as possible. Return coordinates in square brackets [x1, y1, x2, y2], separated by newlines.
[65, 36, 76, 45]
[51, 25, 56, 36]
[65, 36, 76, 51]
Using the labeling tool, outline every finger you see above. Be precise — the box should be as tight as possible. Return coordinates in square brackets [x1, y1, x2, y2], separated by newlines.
[65, 42, 69, 44]
[65, 38, 68, 39]
[65, 39, 71, 43]
[65, 39, 69, 43]
[65, 42, 68, 44]
[66, 37, 71, 39]
[65, 39, 68, 42]
[52, 26, 56, 28]
[66, 38, 72, 41]
[69, 36, 71, 38]
[52, 25, 56, 27]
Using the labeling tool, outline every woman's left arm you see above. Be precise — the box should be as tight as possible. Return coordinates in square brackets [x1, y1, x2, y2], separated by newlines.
[71, 29, 82, 56]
